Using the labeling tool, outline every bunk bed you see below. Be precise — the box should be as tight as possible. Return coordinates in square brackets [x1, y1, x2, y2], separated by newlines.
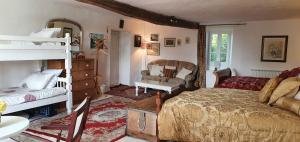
[0, 34, 73, 114]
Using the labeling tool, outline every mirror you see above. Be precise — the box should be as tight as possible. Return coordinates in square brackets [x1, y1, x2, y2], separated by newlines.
[47, 18, 83, 52]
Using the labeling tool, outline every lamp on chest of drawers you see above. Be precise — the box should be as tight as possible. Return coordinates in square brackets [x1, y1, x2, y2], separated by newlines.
[95, 37, 109, 94]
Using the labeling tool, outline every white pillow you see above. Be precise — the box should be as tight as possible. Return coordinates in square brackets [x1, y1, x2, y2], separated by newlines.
[176, 68, 192, 80]
[22, 72, 54, 90]
[42, 69, 63, 89]
[165, 65, 176, 70]
[150, 65, 164, 76]
[30, 28, 61, 38]
[294, 91, 300, 100]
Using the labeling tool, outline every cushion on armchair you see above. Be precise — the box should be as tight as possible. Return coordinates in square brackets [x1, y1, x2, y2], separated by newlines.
[164, 66, 177, 78]
[176, 68, 192, 80]
[149, 65, 164, 76]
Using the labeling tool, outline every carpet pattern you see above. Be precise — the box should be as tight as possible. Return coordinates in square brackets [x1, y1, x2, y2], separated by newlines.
[107, 85, 157, 100]
[11, 96, 134, 142]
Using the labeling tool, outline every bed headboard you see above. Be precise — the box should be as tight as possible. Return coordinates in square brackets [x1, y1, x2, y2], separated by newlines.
[250, 69, 281, 78]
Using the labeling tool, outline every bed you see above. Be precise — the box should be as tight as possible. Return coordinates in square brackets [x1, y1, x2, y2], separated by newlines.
[0, 33, 73, 114]
[214, 68, 282, 91]
[157, 88, 300, 142]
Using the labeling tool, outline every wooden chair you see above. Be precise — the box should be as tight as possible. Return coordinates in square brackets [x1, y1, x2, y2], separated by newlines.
[41, 97, 91, 142]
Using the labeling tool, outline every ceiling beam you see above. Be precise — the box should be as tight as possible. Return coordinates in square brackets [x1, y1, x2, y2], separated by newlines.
[77, 0, 200, 29]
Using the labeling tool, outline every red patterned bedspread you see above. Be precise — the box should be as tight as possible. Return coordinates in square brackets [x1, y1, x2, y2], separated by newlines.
[217, 76, 270, 91]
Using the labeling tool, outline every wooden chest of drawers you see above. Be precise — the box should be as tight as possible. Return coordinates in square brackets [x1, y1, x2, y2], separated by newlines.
[47, 58, 97, 104]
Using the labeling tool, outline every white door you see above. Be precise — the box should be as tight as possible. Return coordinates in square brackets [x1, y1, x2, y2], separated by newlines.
[110, 30, 120, 86]
[118, 31, 132, 85]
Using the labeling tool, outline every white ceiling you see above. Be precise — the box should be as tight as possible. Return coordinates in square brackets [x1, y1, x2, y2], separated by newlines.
[116, 0, 300, 24]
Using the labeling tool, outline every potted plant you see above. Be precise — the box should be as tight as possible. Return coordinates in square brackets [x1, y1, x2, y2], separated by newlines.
[0, 101, 7, 123]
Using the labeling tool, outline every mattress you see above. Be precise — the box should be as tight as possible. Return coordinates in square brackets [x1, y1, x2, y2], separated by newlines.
[0, 87, 66, 106]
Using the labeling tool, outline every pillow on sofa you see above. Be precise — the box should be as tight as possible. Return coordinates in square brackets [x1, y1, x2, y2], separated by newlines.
[164, 69, 176, 78]
[21, 72, 54, 90]
[149, 65, 164, 76]
[259, 76, 281, 103]
[268, 77, 300, 105]
[176, 68, 192, 80]
[42, 69, 63, 89]
[164, 66, 177, 78]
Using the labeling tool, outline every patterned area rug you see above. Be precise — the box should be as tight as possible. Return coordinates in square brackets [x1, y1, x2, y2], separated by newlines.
[12, 96, 134, 142]
[108, 85, 157, 100]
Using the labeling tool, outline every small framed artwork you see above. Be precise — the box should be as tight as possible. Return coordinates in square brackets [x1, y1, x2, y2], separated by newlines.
[164, 38, 176, 47]
[151, 34, 159, 41]
[177, 39, 182, 46]
[261, 35, 288, 62]
[63, 27, 73, 41]
[185, 37, 190, 44]
[89, 33, 105, 49]
[147, 43, 160, 56]
[134, 35, 142, 47]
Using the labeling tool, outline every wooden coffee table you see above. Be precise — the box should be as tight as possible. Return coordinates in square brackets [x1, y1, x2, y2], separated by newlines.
[135, 80, 180, 96]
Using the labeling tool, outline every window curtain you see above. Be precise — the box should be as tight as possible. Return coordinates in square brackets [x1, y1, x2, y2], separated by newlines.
[195, 25, 206, 88]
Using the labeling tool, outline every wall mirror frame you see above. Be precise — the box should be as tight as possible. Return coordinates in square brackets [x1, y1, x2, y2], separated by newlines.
[46, 18, 83, 52]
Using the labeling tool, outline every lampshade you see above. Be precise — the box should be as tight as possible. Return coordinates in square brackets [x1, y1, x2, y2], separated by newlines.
[141, 42, 151, 49]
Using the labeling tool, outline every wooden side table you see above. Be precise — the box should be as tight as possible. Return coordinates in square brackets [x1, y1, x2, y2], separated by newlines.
[0, 116, 29, 140]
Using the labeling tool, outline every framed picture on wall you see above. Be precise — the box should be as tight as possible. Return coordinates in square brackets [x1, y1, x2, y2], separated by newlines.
[147, 43, 160, 56]
[164, 38, 176, 47]
[177, 39, 182, 46]
[261, 35, 288, 62]
[151, 34, 159, 41]
[134, 35, 142, 47]
[89, 33, 105, 49]
[185, 37, 190, 44]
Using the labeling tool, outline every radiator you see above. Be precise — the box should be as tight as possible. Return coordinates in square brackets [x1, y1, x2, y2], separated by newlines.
[250, 69, 281, 78]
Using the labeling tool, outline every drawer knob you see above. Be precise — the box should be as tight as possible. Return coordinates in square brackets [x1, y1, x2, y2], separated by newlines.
[86, 64, 89, 67]
[84, 92, 88, 96]
[85, 74, 89, 77]
[85, 83, 89, 86]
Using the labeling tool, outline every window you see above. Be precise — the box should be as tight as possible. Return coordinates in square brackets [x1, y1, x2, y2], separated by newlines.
[208, 31, 232, 70]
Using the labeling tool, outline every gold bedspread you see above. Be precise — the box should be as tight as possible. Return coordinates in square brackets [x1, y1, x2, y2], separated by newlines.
[158, 88, 300, 142]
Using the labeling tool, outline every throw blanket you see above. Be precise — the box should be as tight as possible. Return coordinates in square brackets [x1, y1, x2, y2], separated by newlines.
[158, 88, 300, 142]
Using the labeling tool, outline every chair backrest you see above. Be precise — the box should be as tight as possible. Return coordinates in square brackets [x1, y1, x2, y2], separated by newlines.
[66, 97, 91, 142]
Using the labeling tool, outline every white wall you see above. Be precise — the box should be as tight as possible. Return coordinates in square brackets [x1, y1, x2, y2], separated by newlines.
[0, 0, 198, 88]
[122, 20, 198, 85]
[0, 0, 123, 88]
[231, 19, 300, 76]
[143, 22, 198, 65]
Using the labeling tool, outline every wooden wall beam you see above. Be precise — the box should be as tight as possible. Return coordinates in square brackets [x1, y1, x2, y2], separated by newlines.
[77, 0, 200, 29]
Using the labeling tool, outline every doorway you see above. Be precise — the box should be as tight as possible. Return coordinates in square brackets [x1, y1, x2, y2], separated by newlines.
[110, 30, 120, 86]
[110, 30, 132, 87]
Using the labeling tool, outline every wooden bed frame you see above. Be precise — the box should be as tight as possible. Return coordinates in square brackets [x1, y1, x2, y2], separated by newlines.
[0, 34, 73, 114]
[213, 68, 232, 87]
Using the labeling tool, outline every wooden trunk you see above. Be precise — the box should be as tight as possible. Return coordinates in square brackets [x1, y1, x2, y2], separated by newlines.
[127, 95, 159, 142]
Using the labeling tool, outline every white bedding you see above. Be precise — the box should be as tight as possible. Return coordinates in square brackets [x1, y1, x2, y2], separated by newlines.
[0, 87, 66, 106]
